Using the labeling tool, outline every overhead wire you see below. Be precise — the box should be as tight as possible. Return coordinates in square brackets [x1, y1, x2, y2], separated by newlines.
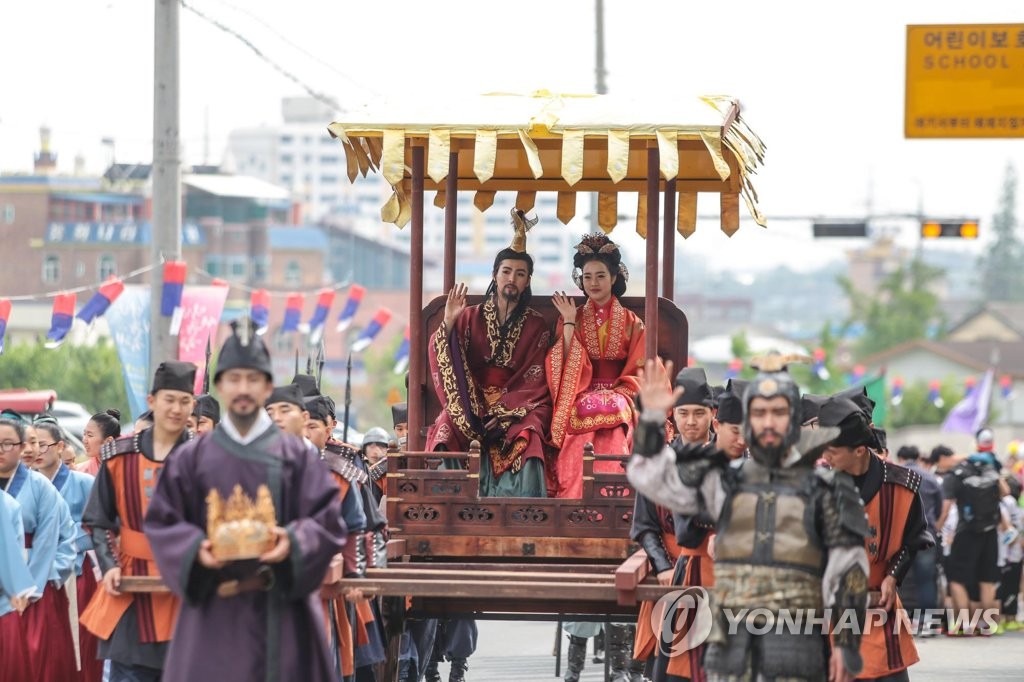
[179, 0, 343, 114]
[204, 0, 382, 98]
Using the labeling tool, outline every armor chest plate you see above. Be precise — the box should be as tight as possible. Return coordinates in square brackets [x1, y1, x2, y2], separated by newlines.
[715, 462, 824, 573]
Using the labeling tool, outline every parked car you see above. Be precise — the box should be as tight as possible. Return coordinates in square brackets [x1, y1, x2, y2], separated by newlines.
[49, 400, 93, 440]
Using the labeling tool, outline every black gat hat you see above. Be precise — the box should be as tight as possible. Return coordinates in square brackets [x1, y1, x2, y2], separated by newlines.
[214, 319, 273, 383]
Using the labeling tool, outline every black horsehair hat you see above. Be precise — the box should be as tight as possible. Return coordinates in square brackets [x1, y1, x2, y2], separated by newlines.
[716, 379, 750, 425]
[674, 367, 715, 408]
[267, 384, 306, 411]
[215, 318, 273, 383]
[151, 361, 197, 395]
[391, 402, 408, 426]
[291, 373, 320, 398]
[818, 396, 875, 448]
[304, 396, 332, 424]
[192, 394, 220, 423]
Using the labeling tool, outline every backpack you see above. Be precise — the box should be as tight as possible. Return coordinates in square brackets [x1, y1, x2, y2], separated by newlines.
[957, 461, 1002, 532]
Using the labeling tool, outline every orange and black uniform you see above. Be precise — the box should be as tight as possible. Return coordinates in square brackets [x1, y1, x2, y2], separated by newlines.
[851, 454, 933, 681]
[81, 429, 192, 674]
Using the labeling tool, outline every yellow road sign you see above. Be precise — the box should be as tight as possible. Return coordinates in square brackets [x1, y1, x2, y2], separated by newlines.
[906, 24, 1024, 138]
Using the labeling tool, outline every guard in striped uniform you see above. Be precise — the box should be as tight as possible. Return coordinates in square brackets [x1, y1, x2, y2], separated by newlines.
[81, 361, 196, 682]
[820, 397, 933, 682]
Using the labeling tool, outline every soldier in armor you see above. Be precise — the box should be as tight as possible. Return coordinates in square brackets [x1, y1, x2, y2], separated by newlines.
[628, 355, 870, 682]
[362, 427, 390, 507]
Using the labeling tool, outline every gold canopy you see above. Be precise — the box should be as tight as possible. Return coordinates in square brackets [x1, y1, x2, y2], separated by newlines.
[327, 91, 766, 237]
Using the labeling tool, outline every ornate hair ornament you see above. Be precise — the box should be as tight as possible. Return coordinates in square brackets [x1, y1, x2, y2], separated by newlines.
[572, 233, 629, 289]
[509, 208, 539, 253]
[575, 232, 620, 256]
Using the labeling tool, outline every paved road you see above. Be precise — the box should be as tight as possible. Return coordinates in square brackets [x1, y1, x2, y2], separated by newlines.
[428, 619, 1024, 681]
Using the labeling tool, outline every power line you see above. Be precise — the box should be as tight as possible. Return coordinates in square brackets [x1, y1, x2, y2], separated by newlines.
[179, 0, 342, 114]
[205, 0, 381, 98]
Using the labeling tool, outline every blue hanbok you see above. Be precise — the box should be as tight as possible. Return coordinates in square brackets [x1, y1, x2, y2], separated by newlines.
[51, 463, 95, 575]
[6, 461, 78, 680]
[0, 490, 33, 615]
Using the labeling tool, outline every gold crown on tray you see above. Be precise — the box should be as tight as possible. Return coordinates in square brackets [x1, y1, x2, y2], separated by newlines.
[206, 484, 277, 561]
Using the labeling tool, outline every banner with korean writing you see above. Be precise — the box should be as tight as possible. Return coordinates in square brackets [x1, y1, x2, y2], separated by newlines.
[106, 285, 150, 420]
[178, 284, 230, 393]
[906, 24, 1024, 138]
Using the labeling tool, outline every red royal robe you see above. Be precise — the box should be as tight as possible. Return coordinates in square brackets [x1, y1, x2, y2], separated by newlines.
[546, 297, 645, 498]
[427, 298, 552, 479]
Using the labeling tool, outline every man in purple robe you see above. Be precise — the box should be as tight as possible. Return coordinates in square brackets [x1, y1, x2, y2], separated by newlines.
[144, 321, 345, 682]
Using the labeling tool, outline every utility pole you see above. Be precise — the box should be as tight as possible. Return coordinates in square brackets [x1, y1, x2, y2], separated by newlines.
[591, 0, 608, 234]
[151, 0, 182, 373]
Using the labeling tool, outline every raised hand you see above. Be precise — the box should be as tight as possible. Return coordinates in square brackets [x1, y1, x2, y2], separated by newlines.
[552, 291, 578, 324]
[637, 358, 683, 416]
[443, 283, 468, 330]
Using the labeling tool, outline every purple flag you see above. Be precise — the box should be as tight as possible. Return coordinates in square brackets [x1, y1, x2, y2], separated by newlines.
[942, 368, 994, 434]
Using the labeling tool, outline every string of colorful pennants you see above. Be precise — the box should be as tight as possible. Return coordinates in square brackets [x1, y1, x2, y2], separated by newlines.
[0, 262, 401, 357]
[720, 349, 1016, 410]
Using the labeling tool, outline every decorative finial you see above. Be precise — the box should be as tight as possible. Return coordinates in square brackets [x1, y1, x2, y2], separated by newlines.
[749, 352, 812, 373]
[509, 208, 538, 253]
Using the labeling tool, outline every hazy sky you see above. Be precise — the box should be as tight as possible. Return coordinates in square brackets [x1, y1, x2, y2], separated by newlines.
[1, 0, 1021, 275]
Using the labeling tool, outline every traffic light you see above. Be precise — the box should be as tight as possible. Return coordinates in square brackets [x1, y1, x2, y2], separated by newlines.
[920, 220, 979, 239]
[812, 222, 868, 238]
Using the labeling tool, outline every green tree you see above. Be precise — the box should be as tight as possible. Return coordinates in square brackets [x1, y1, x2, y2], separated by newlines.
[787, 323, 850, 395]
[839, 258, 944, 357]
[0, 340, 129, 416]
[977, 162, 1024, 301]
[729, 331, 757, 380]
[353, 333, 406, 433]
[888, 378, 965, 429]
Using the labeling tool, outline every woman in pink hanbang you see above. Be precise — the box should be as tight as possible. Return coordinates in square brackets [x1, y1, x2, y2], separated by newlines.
[76, 409, 120, 476]
[546, 233, 646, 499]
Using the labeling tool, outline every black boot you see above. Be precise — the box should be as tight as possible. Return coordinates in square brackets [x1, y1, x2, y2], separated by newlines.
[620, 625, 648, 682]
[564, 635, 587, 682]
[448, 658, 468, 682]
[627, 651, 649, 682]
[605, 624, 630, 682]
[592, 629, 605, 664]
[397, 659, 413, 682]
[424, 659, 441, 682]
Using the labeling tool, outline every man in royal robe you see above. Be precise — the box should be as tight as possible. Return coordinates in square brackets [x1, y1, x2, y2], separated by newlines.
[144, 321, 345, 682]
[427, 209, 552, 499]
